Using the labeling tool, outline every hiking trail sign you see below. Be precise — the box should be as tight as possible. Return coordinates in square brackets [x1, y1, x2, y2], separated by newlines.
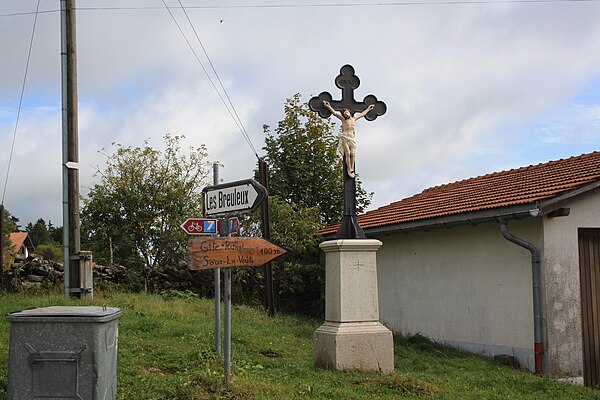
[203, 179, 266, 217]
[180, 218, 219, 235]
[187, 237, 287, 270]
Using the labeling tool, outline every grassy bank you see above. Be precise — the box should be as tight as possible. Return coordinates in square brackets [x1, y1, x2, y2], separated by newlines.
[0, 291, 597, 399]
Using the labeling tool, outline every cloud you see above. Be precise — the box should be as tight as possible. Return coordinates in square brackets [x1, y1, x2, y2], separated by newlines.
[2, 0, 600, 224]
[536, 103, 600, 145]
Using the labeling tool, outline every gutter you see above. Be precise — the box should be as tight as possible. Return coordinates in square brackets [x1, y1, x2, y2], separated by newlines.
[498, 217, 545, 375]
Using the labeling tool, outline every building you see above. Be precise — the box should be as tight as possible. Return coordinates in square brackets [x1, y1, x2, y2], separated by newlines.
[9, 232, 34, 260]
[321, 151, 600, 385]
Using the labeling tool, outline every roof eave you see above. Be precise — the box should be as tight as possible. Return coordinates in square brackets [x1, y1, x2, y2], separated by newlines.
[538, 180, 600, 214]
[362, 203, 539, 237]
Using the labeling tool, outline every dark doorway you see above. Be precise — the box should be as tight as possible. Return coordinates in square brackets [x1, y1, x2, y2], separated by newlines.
[579, 228, 600, 387]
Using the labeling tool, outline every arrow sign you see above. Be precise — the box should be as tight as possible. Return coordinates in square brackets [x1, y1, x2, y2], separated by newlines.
[187, 237, 288, 270]
[203, 179, 267, 217]
[180, 218, 219, 235]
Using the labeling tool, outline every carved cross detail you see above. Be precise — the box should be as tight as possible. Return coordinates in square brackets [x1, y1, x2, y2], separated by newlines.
[354, 259, 364, 270]
[309, 64, 386, 121]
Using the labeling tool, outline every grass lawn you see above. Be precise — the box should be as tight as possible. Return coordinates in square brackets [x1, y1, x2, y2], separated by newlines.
[0, 290, 597, 399]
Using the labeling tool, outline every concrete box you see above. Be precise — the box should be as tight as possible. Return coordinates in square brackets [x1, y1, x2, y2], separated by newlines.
[7, 306, 122, 400]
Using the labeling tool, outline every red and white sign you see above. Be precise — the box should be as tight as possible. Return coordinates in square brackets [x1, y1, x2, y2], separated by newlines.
[180, 218, 219, 235]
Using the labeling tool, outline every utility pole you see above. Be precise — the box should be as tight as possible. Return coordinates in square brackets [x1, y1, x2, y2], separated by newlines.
[258, 159, 275, 316]
[0, 204, 4, 272]
[213, 162, 221, 356]
[61, 0, 84, 298]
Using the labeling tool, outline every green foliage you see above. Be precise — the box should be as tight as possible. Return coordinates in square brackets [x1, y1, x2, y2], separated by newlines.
[267, 197, 323, 314]
[26, 218, 52, 246]
[34, 244, 63, 261]
[48, 221, 63, 245]
[81, 134, 210, 272]
[1, 206, 17, 270]
[235, 196, 324, 314]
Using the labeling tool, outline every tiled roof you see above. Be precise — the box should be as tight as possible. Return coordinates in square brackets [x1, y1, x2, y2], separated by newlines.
[9, 232, 29, 252]
[321, 151, 600, 235]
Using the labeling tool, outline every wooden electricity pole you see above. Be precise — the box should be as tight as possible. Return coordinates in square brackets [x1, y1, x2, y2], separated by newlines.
[258, 159, 275, 316]
[0, 204, 4, 272]
[61, 0, 83, 298]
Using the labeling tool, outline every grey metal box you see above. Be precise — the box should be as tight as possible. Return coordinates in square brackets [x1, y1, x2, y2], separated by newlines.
[6, 306, 122, 400]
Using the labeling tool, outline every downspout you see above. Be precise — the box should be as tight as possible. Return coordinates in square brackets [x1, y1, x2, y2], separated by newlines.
[499, 218, 545, 375]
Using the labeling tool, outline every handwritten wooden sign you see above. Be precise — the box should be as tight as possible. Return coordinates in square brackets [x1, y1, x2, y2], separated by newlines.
[187, 237, 288, 270]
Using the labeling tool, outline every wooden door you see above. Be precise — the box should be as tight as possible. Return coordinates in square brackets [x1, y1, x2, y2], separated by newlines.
[579, 228, 600, 387]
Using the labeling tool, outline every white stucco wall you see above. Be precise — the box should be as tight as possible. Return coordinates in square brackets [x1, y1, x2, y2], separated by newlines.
[376, 219, 542, 371]
[542, 188, 600, 378]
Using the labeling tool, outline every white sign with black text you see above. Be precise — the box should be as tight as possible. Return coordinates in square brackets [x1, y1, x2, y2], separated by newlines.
[203, 179, 266, 217]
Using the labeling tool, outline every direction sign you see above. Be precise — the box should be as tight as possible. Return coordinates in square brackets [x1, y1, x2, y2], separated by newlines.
[180, 218, 219, 235]
[203, 179, 266, 217]
[228, 217, 240, 235]
[187, 237, 288, 270]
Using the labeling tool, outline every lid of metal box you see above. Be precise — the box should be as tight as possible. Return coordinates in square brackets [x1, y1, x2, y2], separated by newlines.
[6, 306, 122, 322]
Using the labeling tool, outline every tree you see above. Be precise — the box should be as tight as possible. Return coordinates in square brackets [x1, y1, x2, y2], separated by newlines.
[235, 94, 373, 315]
[81, 134, 210, 275]
[263, 93, 371, 226]
[48, 221, 63, 245]
[1, 206, 18, 270]
[234, 195, 323, 313]
[26, 218, 51, 246]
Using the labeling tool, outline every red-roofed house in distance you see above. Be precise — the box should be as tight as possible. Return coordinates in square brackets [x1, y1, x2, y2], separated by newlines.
[9, 232, 34, 261]
[321, 151, 600, 386]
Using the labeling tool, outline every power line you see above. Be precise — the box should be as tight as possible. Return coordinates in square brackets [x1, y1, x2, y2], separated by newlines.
[2, 0, 41, 205]
[175, 0, 259, 157]
[1, 0, 598, 17]
[161, 1, 259, 158]
[0, 9, 56, 18]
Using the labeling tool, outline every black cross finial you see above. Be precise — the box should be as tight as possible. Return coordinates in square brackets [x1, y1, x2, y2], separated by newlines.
[308, 65, 386, 240]
[309, 64, 386, 121]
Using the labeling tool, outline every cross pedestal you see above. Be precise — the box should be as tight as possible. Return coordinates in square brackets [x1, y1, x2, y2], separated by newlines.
[313, 239, 394, 373]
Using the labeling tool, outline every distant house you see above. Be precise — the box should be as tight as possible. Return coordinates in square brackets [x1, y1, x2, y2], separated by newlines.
[322, 151, 600, 385]
[9, 232, 34, 260]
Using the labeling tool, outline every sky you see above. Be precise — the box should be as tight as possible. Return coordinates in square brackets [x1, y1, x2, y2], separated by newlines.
[1, 0, 600, 227]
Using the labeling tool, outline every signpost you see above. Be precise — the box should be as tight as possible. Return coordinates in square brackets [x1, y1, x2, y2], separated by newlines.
[180, 218, 219, 235]
[203, 179, 266, 216]
[183, 176, 278, 384]
[228, 217, 240, 235]
[187, 237, 287, 270]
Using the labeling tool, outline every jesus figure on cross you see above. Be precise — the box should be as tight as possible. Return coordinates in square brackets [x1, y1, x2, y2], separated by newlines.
[323, 100, 375, 178]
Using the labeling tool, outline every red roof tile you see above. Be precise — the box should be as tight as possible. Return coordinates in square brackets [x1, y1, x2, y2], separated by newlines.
[321, 151, 600, 235]
[9, 232, 29, 252]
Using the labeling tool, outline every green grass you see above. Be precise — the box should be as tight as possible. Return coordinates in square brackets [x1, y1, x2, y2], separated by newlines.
[0, 290, 598, 399]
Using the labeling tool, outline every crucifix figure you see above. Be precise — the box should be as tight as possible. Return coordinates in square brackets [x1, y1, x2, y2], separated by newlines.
[309, 65, 386, 239]
[323, 100, 374, 178]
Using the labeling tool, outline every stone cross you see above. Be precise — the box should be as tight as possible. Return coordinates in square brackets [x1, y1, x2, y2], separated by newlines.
[309, 65, 386, 239]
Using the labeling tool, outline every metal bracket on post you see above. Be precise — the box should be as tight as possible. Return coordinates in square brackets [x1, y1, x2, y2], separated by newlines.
[67, 251, 93, 300]
[68, 288, 92, 294]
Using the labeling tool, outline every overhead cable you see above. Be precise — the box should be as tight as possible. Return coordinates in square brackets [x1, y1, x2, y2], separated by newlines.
[2, 0, 41, 205]
[161, 0, 259, 159]
[176, 0, 259, 157]
[2, 0, 598, 17]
